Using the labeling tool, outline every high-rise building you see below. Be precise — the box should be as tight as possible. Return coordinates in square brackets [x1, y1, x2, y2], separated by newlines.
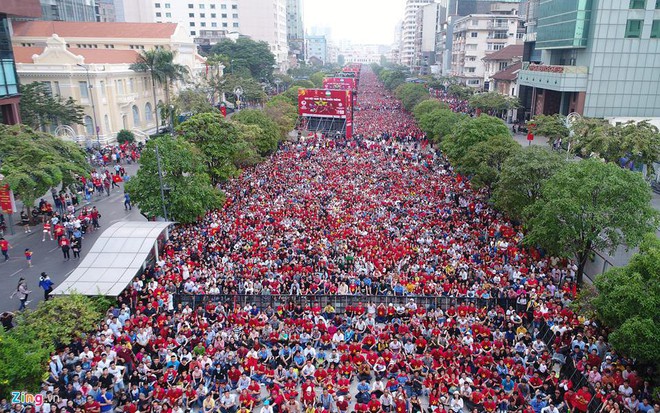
[518, 0, 660, 119]
[116, 0, 289, 71]
[306, 35, 327, 64]
[399, 0, 435, 67]
[413, 2, 446, 75]
[39, 0, 96, 22]
[0, 0, 42, 125]
[451, 9, 524, 88]
[286, 0, 304, 62]
[95, 0, 118, 22]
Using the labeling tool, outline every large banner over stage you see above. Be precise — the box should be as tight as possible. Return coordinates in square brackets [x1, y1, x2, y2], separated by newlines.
[298, 89, 353, 118]
[322, 77, 357, 91]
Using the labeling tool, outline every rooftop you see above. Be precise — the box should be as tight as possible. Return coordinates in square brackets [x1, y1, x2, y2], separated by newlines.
[11, 21, 179, 40]
[13, 46, 140, 65]
[483, 44, 524, 61]
[492, 61, 522, 81]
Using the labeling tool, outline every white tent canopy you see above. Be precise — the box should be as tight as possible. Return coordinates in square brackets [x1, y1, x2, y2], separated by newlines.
[52, 221, 173, 297]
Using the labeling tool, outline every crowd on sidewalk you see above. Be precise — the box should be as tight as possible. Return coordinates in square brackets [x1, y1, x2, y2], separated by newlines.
[3, 70, 655, 413]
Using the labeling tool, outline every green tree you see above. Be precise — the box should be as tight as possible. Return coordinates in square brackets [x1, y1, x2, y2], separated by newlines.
[458, 134, 521, 192]
[394, 83, 430, 112]
[309, 72, 326, 88]
[590, 234, 660, 369]
[116, 129, 135, 144]
[231, 109, 281, 156]
[177, 112, 258, 184]
[0, 124, 90, 208]
[569, 118, 619, 161]
[527, 114, 569, 145]
[213, 74, 267, 104]
[126, 135, 223, 223]
[0, 294, 110, 396]
[265, 96, 298, 139]
[19, 82, 85, 131]
[130, 49, 170, 129]
[210, 37, 276, 81]
[448, 84, 474, 100]
[418, 109, 465, 144]
[525, 159, 660, 284]
[468, 92, 519, 115]
[493, 146, 566, 221]
[618, 121, 660, 174]
[291, 79, 315, 89]
[442, 115, 510, 164]
[412, 99, 449, 121]
[172, 88, 216, 115]
[378, 69, 407, 91]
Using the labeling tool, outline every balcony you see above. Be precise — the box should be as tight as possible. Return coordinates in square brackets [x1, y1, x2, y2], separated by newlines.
[518, 63, 589, 92]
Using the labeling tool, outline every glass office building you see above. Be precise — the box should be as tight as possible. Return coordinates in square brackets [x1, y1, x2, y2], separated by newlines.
[40, 0, 96, 22]
[519, 0, 660, 118]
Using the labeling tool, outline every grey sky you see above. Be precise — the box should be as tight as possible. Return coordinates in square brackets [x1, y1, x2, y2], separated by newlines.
[303, 0, 406, 45]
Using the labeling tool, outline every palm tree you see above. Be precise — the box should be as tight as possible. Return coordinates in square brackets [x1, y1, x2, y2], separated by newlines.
[131, 49, 189, 133]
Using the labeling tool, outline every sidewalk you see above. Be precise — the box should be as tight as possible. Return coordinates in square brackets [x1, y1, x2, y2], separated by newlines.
[0, 163, 146, 312]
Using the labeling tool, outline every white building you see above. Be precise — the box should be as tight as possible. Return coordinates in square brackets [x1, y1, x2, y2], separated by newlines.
[306, 35, 327, 64]
[451, 12, 524, 88]
[413, 2, 445, 75]
[399, 0, 435, 67]
[11, 21, 205, 144]
[339, 44, 389, 65]
[116, 0, 289, 71]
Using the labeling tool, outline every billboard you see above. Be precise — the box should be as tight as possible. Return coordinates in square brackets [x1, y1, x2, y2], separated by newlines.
[323, 77, 357, 91]
[342, 64, 361, 74]
[298, 89, 353, 119]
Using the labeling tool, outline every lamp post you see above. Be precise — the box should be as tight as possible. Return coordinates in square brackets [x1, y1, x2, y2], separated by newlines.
[76, 64, 101, 148]
[274, 78, 282, 94]
[234, 86, 243, 111]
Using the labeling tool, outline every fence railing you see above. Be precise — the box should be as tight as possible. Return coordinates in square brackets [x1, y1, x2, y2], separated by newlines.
[173, 293, 521, 314]
[536, 320, 603, 413]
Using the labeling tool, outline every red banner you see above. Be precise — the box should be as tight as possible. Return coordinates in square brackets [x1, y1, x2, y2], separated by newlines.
[0, 184, 16, 214]
[323, 77, 357, 91]
[298, 89, 353, 119]
[342, 64, 361, 74]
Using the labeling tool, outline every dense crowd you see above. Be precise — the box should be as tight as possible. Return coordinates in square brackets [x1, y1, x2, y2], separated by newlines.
[9, 69, 655, 413]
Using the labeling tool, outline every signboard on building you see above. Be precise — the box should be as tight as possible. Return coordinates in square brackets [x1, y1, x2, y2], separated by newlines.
[0, 184, 17, 214]
[298, 89, 353, 119]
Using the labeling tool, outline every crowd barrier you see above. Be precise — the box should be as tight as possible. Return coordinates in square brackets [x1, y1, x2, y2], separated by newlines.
[173, 293, 521, 314]
[536, 320, 604, 413]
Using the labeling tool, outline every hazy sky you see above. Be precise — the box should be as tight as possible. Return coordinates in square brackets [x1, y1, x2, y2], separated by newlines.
[303, 0, 406, 45]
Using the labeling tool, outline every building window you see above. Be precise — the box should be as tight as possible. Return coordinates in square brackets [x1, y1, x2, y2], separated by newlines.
[84, 116, 94, 135]
[471, 32, 478, 37]
[657, 0, 660, 8]
[211, 13, 216, 18]
[210, 4, 215, 9]
[222, 13, 227, 18]
[199, 4, 205, 8]
[201, 22, 206, 27]
[190, 22, 195, 26]
[222, 23, 228, 27]
[200, 13, 205, 17]
[221, 4, 227, 9]
[164, 3, 170, 8]
[99, 80, 105, 98]
[190, 30, 196, 35]
[155, 2, 161, 7]
[189, 13, 194, 17]
[232, 4, 237, 9]
[156, 12, 161, 17]
[145, 103, 153, 122]
[651, 20, 660, 38]
[166, 12, 171, 17]
[499, 61, 508, 70]
[128, 78, 135, 93]
[211, 22, 217, 27]
[629, 0, 646, 8]
[79, 81, 89, 99]
[625, 19, 643, 38]
[132, 105, 140, 126]
[188, 3, 194, 8]
[232, 13, 238, 18]
[233, 22, 239, 28]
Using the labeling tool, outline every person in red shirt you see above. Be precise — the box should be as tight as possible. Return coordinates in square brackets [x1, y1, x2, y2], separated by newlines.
[84, 395, 101, 413]
[42, 221, 53, 241]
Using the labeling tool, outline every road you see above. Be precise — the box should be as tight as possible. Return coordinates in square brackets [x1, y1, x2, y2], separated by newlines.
[0, 163, 145, 312]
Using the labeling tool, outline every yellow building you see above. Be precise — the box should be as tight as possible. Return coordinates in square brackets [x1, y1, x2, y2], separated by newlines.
[11, 21, 206, 145]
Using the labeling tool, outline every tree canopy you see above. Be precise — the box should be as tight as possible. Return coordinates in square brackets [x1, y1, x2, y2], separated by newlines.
[457, 134, 521, 192]
[468, 92, 519, 114]
[231, 109, 281, 156]
[394, 83, 430, 112]
[447, 84, 475, 100]
[524, 159, 659, 284]
[0, 124, 90, 208]
[493, 146, 566, 221]
[412, 99, 450, 121]
[527, 114, 569, 144]
[125, 135, 223, 223]
[19, 82, 85, 131]
[418, 109, 465, 144]
[441, 115, 510, 164]
[172, 88, 216, 115]
[590, 234, 660, 370]
[264, 96, 298, 139]
[210, 37, 276, 81]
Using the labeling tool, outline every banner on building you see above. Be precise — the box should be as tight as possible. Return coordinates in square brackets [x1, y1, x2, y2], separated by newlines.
[0, 184, 17, 214]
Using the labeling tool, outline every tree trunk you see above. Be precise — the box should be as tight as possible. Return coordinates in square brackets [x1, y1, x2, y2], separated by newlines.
[151, 74, 159, 133]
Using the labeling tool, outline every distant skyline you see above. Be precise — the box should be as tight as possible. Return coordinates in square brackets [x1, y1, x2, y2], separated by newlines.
[303, 0, 406, 45]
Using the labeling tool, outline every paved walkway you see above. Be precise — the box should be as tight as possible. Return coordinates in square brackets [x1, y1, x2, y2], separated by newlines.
[0, 163, 145, 312]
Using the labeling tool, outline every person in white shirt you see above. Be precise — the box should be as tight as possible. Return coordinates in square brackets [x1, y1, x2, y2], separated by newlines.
[450, 393, 464, 413]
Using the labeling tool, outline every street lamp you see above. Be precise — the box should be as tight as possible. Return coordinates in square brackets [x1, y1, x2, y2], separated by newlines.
[274, 78, 282, 94]
[234, 86, 243, 111]
[76, 64, 101, 148]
